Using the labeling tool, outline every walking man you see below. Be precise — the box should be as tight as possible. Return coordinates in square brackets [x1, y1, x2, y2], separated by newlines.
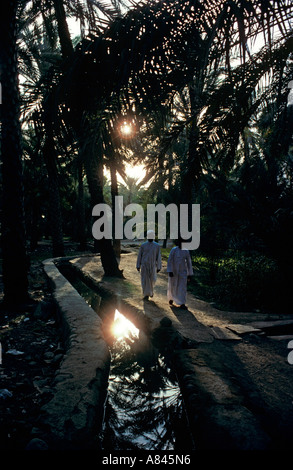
[136, 230, 162, 300]
[167, 238, 193, 309]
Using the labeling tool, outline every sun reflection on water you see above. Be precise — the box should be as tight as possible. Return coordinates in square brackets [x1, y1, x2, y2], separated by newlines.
[112, 309, 139, 341]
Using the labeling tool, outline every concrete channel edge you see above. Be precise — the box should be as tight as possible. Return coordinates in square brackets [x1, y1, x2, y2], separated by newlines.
[37, 258, 111, 450]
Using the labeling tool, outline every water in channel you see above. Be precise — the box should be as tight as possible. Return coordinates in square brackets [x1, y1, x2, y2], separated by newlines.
[58, 263, 194, 451]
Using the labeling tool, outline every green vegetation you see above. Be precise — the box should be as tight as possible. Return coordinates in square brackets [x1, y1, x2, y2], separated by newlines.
[189, 252, 284, 313]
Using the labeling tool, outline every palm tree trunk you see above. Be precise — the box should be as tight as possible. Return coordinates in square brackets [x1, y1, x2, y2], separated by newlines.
[76, 161, 87, 250]
[42, 121, 65, 257]
[53, 0, 74, 59]
[182, 83, 201, 203]
[0, 0, 29, 304]
[82, 135, 123, 277]
[180, 84, 201, 249]
[39, 0, 73, 257]
[110, 162, 121, 263]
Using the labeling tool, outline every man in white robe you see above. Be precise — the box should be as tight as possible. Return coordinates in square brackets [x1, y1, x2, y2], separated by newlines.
[136, 230, 162, 300]
[167, 239, 193, 309]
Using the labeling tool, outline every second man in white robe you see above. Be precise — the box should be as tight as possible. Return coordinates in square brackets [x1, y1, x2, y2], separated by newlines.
[167, 240, 193, 309]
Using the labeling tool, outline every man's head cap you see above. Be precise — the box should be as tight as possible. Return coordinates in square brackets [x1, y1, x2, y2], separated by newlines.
[147, 230, 155, 239]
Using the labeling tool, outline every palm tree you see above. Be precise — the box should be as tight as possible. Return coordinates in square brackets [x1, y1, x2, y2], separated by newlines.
[18, 0, 293, 277]
[135, 1, 293, 200]
[0, 0, 128, 302]
[0, 0, 29, 305]
[19, 0, 125, 265]
[67, 1, 292, 194]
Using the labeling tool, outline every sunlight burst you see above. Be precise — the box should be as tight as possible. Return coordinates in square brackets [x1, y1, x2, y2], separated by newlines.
[112, 309, 139, 340]
[120, 122, 133, 136]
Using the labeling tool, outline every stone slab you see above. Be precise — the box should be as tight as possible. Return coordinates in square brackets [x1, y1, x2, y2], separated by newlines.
[250, 320, 293, 329]
[267, 335, 293, 341]
[210, 326, 241, 340]
[226, 324, 261, 335]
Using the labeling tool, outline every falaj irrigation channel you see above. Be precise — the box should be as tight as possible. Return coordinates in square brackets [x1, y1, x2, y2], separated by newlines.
[58, 261, 195, 451]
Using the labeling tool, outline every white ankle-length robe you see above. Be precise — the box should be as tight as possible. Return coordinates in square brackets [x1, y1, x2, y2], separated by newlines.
[136, 241, 162, 297]
[167, 246, 193, 305]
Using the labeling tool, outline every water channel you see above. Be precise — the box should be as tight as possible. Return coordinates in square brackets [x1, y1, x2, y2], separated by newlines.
[58, 262, 194, 451]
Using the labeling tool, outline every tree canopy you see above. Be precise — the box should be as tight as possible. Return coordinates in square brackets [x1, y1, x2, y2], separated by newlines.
[1, 0, 292, 309]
